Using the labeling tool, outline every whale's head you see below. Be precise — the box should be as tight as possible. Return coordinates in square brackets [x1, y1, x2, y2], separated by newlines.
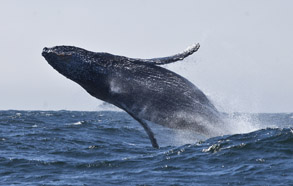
[42, 46, 94, 82]
[42, 46, 111, 100]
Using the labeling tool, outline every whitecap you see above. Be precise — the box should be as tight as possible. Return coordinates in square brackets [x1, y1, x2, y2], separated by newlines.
[72, 121, 83, 125]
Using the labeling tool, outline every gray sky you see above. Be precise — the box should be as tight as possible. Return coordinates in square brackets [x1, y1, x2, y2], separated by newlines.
[0, 0, 292, 113]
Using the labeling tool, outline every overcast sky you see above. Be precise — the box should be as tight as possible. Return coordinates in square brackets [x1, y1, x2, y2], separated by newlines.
[0, 0, 292, 113]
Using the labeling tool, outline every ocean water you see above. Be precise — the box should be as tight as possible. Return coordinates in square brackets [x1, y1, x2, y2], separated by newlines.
[0, 110, 292, 186]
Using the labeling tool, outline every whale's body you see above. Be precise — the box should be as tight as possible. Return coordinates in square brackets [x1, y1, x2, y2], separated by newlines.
[42, 44, 223, 148]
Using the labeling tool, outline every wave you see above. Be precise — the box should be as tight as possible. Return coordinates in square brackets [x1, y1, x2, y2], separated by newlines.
[1, 111, 293, 185]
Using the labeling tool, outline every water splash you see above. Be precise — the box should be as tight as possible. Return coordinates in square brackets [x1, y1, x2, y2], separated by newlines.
[223, 113, 261, 135]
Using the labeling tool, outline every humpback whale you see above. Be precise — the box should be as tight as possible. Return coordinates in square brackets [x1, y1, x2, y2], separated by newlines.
[42, 43, 223, 148]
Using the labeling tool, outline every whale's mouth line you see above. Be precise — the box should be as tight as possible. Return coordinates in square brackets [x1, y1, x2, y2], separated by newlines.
[42, 47, 76, 58]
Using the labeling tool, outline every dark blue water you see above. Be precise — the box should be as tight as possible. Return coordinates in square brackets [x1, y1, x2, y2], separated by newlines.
[0, 110, 292, 185]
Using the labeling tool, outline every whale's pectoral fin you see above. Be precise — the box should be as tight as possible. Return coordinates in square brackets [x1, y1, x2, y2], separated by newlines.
[125, 111, 159, 148]
[132, 43, 200, 65]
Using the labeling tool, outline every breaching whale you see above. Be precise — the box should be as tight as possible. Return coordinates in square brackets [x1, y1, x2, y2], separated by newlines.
[42, 43, 222, 148]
